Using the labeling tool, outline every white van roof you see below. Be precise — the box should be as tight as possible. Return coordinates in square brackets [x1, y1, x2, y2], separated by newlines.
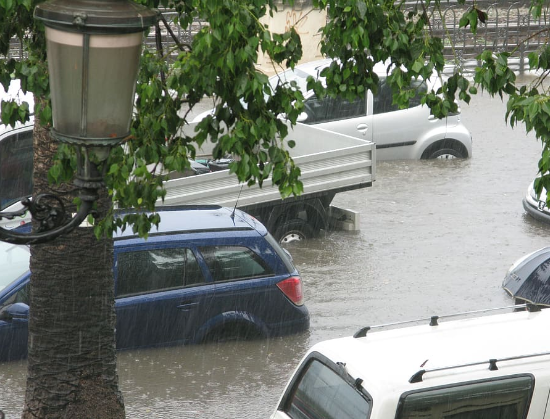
[0, 79, 34, 135]
[310, 307, 550, 404]
[0, 79, 33, 105]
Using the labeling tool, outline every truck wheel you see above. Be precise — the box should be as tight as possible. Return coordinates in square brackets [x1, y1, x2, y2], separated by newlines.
[275, 219, 315, 244]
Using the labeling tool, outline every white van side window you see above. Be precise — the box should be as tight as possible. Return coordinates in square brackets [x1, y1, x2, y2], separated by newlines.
[0, 128, 33, 209]
[284, 358, 371, 419]
[397, 375, 534, 419]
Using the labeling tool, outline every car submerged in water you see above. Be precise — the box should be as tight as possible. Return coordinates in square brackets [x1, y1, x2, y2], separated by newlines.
[0, 205, 310, 362]
[194, 59, 473, 161]
[523, 177, 550, 224]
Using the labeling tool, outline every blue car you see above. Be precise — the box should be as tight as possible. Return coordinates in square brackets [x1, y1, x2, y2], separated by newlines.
[0, 206, 310, 362]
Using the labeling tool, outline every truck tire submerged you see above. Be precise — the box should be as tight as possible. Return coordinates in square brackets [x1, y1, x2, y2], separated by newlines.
[274, 219, 315, 243]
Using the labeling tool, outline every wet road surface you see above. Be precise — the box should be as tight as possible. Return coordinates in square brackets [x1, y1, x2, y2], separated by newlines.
[2, 86, 550, 418]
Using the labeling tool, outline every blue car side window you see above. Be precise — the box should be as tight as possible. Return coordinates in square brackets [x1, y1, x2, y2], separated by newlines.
[183, 248, 204, 287]
[116, 247, 204, 297]
[199, 246, 273, 282]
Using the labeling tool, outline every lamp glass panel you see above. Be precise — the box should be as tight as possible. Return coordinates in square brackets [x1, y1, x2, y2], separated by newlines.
[87, 32, 142, 139]
[45, 28, 83, 136]
[44, 28, 143, 140]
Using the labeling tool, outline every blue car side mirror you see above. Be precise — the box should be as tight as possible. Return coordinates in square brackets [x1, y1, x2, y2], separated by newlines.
[0, 302, 29, 321]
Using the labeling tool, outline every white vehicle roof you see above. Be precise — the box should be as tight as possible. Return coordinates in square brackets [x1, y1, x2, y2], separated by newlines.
[0, 79, 34, 135]
[0, 79, 34, 105]
[306, 307, 550, 414]
[268, 59, 441, 92]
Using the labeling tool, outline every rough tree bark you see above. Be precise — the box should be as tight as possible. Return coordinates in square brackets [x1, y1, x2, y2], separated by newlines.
[22, 106, 124, 418]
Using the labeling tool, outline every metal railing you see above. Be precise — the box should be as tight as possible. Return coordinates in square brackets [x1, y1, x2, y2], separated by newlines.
[417, 1, 550, 74]
[4, 2, 549, 74]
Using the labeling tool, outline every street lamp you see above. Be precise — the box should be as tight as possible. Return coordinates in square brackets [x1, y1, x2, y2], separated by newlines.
[0, 0, 158, 244]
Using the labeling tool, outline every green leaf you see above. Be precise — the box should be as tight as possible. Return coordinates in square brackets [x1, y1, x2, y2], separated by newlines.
[356, 1, 367, 18]
[459, 14, 470, 28]
[226, 50, 234, 72]
[108, 164, 120, 175]
[411, 59, 424, 73]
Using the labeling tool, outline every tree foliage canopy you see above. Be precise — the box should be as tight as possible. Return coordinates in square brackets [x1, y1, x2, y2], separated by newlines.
[3, 0, 550, 417]
[2, 0, 550, 237]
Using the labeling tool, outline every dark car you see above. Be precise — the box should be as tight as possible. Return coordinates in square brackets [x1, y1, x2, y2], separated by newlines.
[0, 205, 310, 362]
[503, 246, 550, 306]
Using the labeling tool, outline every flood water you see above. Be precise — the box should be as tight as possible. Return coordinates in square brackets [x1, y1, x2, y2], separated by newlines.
[2, 83, 550, 418]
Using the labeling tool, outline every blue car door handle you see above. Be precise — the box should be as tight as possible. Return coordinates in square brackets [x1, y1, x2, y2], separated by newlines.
[177, 302, 199, 311]
[357, 123, 369, 135]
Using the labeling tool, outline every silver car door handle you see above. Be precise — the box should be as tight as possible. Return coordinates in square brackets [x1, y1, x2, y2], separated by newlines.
[177, 302, 199, 311]
[357, 124, 369, 135]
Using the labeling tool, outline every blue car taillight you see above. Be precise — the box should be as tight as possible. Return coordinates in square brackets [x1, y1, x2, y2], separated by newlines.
[277, 276, 304, 306]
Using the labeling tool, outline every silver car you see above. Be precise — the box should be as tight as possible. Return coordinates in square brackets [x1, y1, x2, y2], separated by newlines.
[270, 59, 473, 161]
[523, 178, 550, 224]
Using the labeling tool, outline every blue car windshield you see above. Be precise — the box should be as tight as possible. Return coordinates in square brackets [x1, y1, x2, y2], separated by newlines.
[0, 242, 30, 290]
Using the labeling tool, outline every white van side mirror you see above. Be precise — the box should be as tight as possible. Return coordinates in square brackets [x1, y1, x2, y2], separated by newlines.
[297, 112, 309, 123]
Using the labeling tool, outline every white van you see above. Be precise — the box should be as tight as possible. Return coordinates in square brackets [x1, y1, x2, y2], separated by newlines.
[271, 305, 550, 419]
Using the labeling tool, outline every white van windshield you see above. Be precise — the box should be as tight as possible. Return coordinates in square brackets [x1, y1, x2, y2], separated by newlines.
[0, 242, 30, 290]
[284, 358, 371, 419]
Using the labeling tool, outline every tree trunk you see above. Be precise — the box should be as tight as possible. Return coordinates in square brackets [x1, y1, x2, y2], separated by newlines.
[22, 108, 124, 418]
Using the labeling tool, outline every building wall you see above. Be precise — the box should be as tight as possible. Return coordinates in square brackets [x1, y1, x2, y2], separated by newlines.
[257, 1, 326, 75]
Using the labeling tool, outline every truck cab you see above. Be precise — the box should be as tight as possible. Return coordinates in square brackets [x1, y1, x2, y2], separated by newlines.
[271, 305, 550, 419]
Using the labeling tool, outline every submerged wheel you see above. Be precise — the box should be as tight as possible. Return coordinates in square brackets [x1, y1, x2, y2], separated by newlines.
[274, 219, 315, 244]
[422, 140, 468, 160]
[203, 322, 263, 343]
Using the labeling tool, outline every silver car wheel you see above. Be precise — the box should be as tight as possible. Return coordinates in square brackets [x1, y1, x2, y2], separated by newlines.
[435, 152, 458, 160]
